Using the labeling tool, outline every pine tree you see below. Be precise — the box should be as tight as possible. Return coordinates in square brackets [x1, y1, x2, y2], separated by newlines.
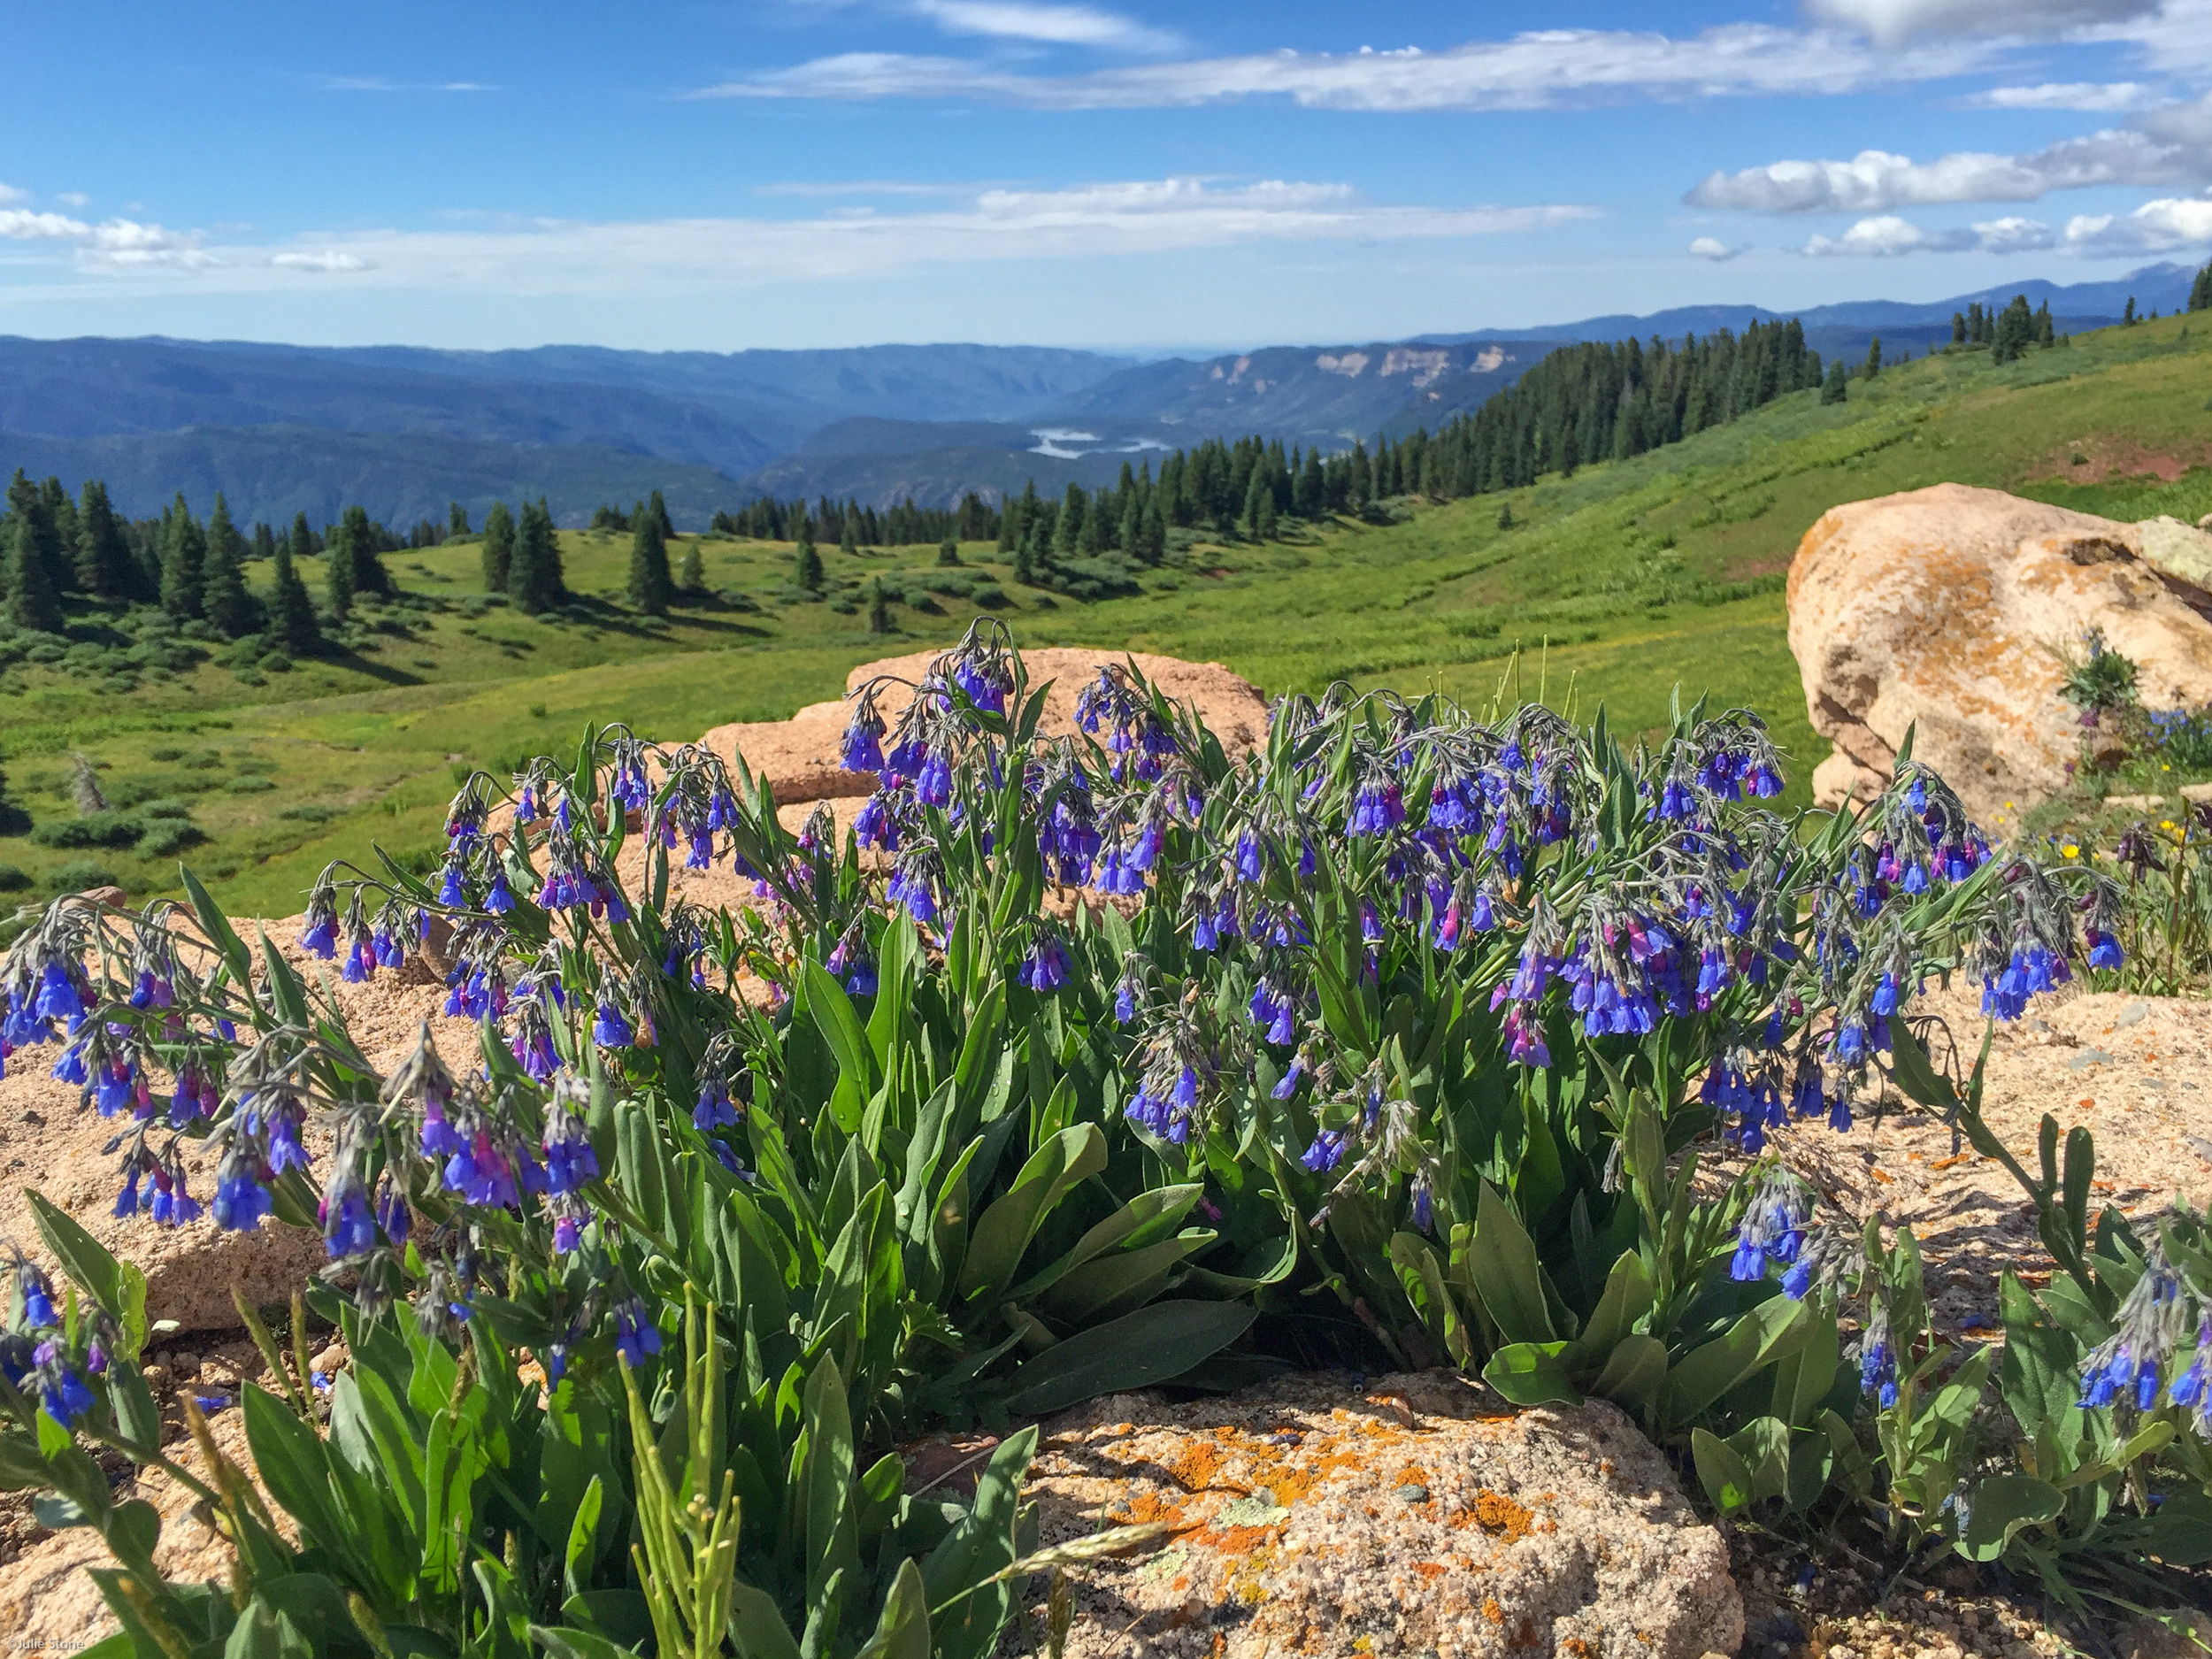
[1951, 311, 1967, 346]
[1863, 336, 1883, 379]
[2192, 261, 2212, 313]
[839, 504, 859, 556]
[791, 516, 824, 591]
[323, 511, 356, 620]
[4, 514, 62, 634]
[677, 540, 705, 593]
[161, 494, 206, 620]
[480, 502, 515, 593]
[1118, 495, 1141, 558]
[201, 494, 261, 638]
[509, 500, 566, 613]
[449, 501, 472, 538]
[1053, 485, 1085, 560]
[867, 578, 893, 634]
[268, 534, 322, 655]
[340, 506, 391, 599]
[289, 511, 316, 560]
[2124, 296, 2137, 326]
[73, 480, 134, 599]
[1821, 358, 1850, 404]
[626, 510, 675, 616]
[649, 490, 673, 541]
[937, 534, 960, 567]
[1241, 468, 1271, 540]
[1137, 499, 1165, 566]
[1497, 503, 1513, 530]
[252, 521, 277, 562]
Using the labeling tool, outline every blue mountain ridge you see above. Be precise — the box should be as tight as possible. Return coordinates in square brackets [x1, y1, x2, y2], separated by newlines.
[0, 262, 2189, 525]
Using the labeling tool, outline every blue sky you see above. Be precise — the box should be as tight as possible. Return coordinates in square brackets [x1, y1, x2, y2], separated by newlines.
[1, 0, 2207, 350]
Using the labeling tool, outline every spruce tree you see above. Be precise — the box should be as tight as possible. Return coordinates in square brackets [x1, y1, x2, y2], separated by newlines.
[1241, 469, 1271, 540]
[839, 504, 859, 556]
[1497, 503, 1513, 530]
[37, 479, 78, 591]
[1053, 485, 1084, 560]
[677, 540, 705, 593]
[1821, 358, 1850, 404]
[289, 511, 316, 560]
[791, 516, 824, 592]
[649, 490, 673, 541]
[160, 494, 206, 620]
[252, 521, 277, 561]
[449, 501, 472, 538]
[2191, 261, 2212, 313]
[937, 534, 960, 567]
[74, 480, 134, 599]
[1137, 499, 1165, 566]
[323, 512, 355, 620]
[4, 514, 62, 634]
[867, 578, 893, 634]
[268, 534, 322, 655]
[509, 501, 566, 613]
[480, 501, 515, 593]
[201, 494, 261, 638]
[626, 510, 675, 616]
[341, 506, 391, 599]
[1118, 495, 1141, 558]
[1863, 336, 1882, 379]
[2124, 296, 2137, 326]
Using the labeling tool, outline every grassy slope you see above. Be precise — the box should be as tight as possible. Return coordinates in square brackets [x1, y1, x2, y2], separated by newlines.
[5, 314, 2208, 918]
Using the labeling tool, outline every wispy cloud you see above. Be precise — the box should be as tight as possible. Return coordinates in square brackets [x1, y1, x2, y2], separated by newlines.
[0, 208, 208, 267]
[694, 24, 1995, 111]
[752, 178, 987, 196]
[315, 75, 496, 92]
[1963, 81, 2154, 110]
[1686, 236, 1740, 259]
[2064, 194, 2212, 251]
[54, 190, 89, 207]
[0, 177, 1594, 299]
[1686, 107, 2207, 213]
[1799, 212, 2056, 254]
[1801, 0, 2160, 42]
[910, 1, 1177, 51]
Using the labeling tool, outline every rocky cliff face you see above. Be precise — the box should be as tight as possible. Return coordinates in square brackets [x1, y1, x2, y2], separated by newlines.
[1787, 484, 2212, 819]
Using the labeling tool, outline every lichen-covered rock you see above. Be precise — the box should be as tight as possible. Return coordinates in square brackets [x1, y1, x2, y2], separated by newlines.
[1787, 484, 2212, 820]
[1013, 1370, 1740, 1659]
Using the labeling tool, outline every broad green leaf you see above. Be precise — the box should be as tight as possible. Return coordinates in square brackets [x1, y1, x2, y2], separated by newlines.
[1467, 1182, 1556, 1345]
[1958, 1474, 2063, 1563]
[726, 1582, 804, 1659]
[803, 1354, 859, 1609]
[1036, 1232, 1216, 1325]
[956, 1124, 1106, 1307]
[806, 958, 879, 1096]
[1589, 1334, 1669, 1416]
[1481, 1341, 1580, 1408]
[853, 1557, 931, 1659]
[1661, 1294, 1809, 1431]
[1691, 1428, 1758, 1515]
[1002, 1302, 1257, 1416]
[530, 1627, 638, 1659]
[1005, 1184, 1204, 1302]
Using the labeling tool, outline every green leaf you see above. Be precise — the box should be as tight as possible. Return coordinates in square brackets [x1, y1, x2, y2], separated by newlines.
[957, 1124, 1107, 1308]
[1005, 1185, 1204, 1302]
[1563, 1253, 1655, 1373]
[1958, 1474, 2063, 1563]
[25, 1191, 130, 1317]
[1036, 1233, 1216, 1325]
[1467, 1182, 1556, 1345]
[1691, 1427, 1759, 1515]
[1884, 1016, 1956, 1112]
[805, 958, 879, 1096]
[1481, 1342, 1581, 1408]
[530, 1627, 639, 1659]
[1661, 1294, 1809, 1431]
[802, 1353, 859, 1609]
[1002, 1302, 1258, 1416]
[1589, 1334, 1669, 1416]
[853, 1557, 931, 1659]
[726, 1581, 805, 1659]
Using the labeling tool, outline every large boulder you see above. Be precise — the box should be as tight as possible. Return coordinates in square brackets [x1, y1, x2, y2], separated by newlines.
[702, 647, 1271, 808]
[1017, 1370, 1740, 1659]
[1788, 484, 2212, 819]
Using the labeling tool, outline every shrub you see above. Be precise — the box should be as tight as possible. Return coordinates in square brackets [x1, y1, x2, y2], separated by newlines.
[0, 864, 28, 891]
[278, 803, 337, 822]
[43, 856, 117, 889]
[225, 776, 277, 795]
[137, 820, 205, 856]
[136, 799, 194, 820]
[30, 812, 144, 849]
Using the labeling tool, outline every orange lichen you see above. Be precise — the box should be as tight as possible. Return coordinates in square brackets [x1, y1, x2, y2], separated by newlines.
[1124, 1490, 1191, 1529]
[1482, 1597, 1507, 1624]
[1455, 1489, 1534, 1541]
[1411, 1562, 1448, 1581]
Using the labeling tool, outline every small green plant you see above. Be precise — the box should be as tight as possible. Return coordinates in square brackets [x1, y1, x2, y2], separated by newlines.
[2059, 626, 2140, 716]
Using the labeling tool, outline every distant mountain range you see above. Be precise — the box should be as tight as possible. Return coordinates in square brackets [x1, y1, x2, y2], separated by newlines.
[0, 262, 2192, 528]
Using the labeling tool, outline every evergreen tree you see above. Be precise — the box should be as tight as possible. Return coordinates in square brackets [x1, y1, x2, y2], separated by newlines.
[1241, 468, 1272, 540]
[1951, 311, 1967, 346]
[1137, 499, 1166, 566]
[649, 489, 673, 541]
[1053, 485, 1085, 560]
[867, 578, 893, 634]
[2035, 300, 2055, 346]
[201, 494, 261, 638]
[839, 504, 859, 556]
[791, 516, 824, 591]
[1821, 358, 1850, 404]
[1118, 495, 1141, 559]
[323, 511, 356, 620]
[1497, 502, 1513, 530]
[73, 480, 134, 599]
[160, 494, 206, 620]
[2191, 261, 2212, 313]
[340, 505, 391, 599]
[1348, 442, 1371, 511]
[4, 514, 62, 634]
[1863, 336, 1882, 379]
[509, 500, 566, 613]
[937, 534, 960, 567]
[626, 509, 675, 615]
[480, 501, 516, 593]
[288, 511, 316, 561]
[1012, 519, 1039, 586]
[1295, 448, 1325, 517]
[677, 540, 705, 593]
[450, 501, 472, 539]
[267, 533, 321, 656]
[2124, 296, 2138, 325]
[38, 478, 78, 592]
[252, 521, 277, 561]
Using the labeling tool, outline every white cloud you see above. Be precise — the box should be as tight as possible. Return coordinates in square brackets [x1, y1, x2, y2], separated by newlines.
[910, 1, 1176, 51]
[316, 75, 495, 92]
[2064, 193, 2212, 250]
[271, 250, 374, 273]
[697, 24, 1993, 111]
[1965, 81, 2153, 110]
[55, 190, 88, 207]
[1686, 123, 2197, 212]
[1802, 0, 2159, 41]
[1800, 211, 2056, 254]
[17, 178, 1593, 300]
[753, 179, 984, 196]
[1687, 235, 1740, 259]
[0, 208, 209, 268]
[0, 183, 27, 205]
[0, 209, 92, 240]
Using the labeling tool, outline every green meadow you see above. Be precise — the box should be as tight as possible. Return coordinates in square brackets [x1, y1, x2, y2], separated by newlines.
[5, 312, 2208, 918]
